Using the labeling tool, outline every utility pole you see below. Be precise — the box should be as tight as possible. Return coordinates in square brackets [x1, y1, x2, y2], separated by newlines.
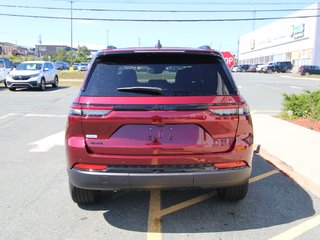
[38, 34, 42, 58]
[106, 30, 109, 47]
[237, 37, 240, 65]
[70, 1, 73, 49]
[252, 6, 256, 31]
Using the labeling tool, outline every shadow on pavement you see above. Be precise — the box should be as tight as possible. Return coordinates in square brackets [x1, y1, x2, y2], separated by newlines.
[79, 153, 316, 233]
[7, 86, 70, 92]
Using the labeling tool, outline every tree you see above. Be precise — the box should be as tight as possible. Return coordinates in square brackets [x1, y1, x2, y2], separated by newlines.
[65, 50, 75, 64]
[76, 45, 90, 61]
[56, 48, 67, 61]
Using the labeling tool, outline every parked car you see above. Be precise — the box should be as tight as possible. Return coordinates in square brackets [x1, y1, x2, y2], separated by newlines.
[231, 64, 250, 72]
[298, 65, 320, 76]
[54, 61, 69, 70]
[72, 63, 80, 70]
[265, 61, 293, 73]
[237, 64, 251, 72]
[247, 64, 263, 72]
[66, 47, 254, 204]
[256, 63, 267, 72]
[0, 58, 13, 87]
[6, 61, 58, 91]
[231, 65, 239, 72]
[78, 62, 89, 71]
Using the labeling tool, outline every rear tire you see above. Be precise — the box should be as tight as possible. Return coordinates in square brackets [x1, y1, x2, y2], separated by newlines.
[52, 76, 59, 88]
[69, 182, 99, 204]
[217, 181, 249, 201]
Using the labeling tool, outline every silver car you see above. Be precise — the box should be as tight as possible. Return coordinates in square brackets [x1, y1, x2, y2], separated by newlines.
[6, 61, 58, 91]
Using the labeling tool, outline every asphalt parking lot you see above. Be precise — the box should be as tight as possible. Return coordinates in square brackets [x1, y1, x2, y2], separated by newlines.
[0, 76, 320, 240]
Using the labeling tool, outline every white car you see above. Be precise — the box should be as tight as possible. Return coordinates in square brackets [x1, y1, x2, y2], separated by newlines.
[232, 65, 239, 72]
[0, 58, 13, 87]
[256, 64, 267, 72]
[6, 61, 58, 91]
[78, 62, 89, 71]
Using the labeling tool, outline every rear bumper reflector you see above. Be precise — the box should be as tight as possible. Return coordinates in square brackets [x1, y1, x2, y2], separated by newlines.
[214, 161, 247, 169]
[73, 163, 108, 171]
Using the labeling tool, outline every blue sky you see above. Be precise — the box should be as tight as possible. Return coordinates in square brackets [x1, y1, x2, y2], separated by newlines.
[0, 0, 316, 54]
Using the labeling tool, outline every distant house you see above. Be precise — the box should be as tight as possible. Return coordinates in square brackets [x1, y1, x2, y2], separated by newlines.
[0, 42, 17, 55]
[35, 45, 77, 56]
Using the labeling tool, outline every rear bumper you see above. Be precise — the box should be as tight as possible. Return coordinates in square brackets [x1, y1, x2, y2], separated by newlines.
[68, 167, 251, 190]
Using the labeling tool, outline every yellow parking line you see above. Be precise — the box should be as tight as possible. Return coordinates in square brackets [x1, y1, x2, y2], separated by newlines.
[146, 169, 281, 239]
[160, 191, 216, 217]
[147, 189, 162, 240]
[249, 169, 280, 183]
[268, 215, 320, 240]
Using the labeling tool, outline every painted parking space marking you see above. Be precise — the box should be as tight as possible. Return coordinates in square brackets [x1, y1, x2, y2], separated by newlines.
[290, 86, 303, 89]
[147, 190, 162, 240]
[25, 113, 67, 118]
[249, 169, 279, 183]
[268, 215, 320, 240]
[159, 191, 216, 217]
[147, 169, 280, 240]
[0, 113, 67, 120]
[29, 131, 65, 152]
[281, 75, 320, 81]
[0, 113, 23, 121]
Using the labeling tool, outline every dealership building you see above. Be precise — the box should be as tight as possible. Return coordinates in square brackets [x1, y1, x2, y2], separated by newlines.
[238, 3, 320, 67]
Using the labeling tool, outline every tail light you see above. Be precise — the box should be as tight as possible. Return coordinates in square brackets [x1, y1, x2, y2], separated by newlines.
[215, 161, 247, 169]
[209, 106, 250, 116]
[74, 163, 108, 171]
[69, 105, 112, 118]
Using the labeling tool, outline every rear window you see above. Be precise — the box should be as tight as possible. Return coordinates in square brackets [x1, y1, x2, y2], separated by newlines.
[82, 53, 238, 96]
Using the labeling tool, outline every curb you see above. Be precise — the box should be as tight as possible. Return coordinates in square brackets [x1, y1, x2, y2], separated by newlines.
[254, 143, 320, 199]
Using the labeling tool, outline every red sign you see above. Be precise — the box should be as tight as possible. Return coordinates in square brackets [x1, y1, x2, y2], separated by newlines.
[221, 51, 235, 68]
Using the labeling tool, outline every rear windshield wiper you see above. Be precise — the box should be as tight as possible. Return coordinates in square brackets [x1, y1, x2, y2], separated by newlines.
[117, 86, 163, 95]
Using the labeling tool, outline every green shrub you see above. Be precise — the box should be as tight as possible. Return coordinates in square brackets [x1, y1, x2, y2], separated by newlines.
[282, 90, 320, 121]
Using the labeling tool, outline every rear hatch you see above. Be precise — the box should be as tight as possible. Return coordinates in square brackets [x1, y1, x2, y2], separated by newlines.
[74, 51, 243, 156]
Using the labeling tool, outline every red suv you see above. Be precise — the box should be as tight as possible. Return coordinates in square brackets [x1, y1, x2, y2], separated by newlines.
[66, 47, 254, 204]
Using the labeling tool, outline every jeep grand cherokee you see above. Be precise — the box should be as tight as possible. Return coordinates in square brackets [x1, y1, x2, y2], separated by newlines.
[65, 47, 254, 204]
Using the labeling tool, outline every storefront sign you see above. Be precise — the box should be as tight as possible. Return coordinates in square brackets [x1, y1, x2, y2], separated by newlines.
[291, 23, 305, 40]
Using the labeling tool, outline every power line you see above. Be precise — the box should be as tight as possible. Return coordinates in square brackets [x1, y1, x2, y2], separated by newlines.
[47, 0, 314, 5]
[1, 4, 319, 13]
[0, 12, 319, 22]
